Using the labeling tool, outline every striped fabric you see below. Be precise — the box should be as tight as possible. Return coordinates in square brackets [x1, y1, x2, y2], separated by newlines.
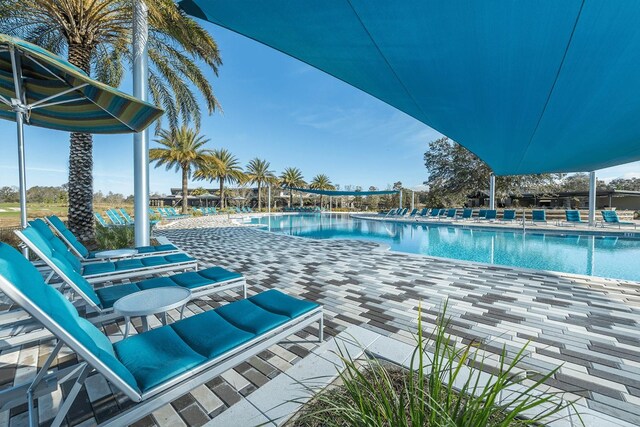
[0, 34, 163, 133]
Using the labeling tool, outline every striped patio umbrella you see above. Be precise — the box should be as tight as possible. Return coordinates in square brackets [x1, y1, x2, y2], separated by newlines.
[0, 34, 163, 244]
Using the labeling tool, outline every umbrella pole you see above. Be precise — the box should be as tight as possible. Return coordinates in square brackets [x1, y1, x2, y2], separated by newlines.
[10, 45, 28, 257]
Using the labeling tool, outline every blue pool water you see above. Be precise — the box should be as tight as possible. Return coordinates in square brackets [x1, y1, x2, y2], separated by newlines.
[250, 214, 640, 282]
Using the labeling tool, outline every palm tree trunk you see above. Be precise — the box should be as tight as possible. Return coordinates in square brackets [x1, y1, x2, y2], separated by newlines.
[220, 180, 225, 208]
[257, 183, 262, 211]
[181, 166, 189, 214]
[67, 43, 94, 241]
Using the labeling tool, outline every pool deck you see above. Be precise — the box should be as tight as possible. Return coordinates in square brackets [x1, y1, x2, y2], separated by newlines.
[1, 214, 640, 426]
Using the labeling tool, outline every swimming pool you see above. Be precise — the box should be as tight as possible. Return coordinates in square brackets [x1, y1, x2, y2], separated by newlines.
[250, 213, 640, 282]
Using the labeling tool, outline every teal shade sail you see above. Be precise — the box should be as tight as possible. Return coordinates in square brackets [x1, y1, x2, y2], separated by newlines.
[180, 0, 640, 175]
[287, 187, 398, 197]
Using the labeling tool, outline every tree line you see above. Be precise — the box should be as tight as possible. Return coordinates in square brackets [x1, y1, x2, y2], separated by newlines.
[423, 137, 640, 207]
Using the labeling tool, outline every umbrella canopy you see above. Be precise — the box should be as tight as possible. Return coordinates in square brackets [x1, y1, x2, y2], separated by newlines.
[0, 34, 163, 133]
[179, 0, 640, 175]
[0, 34, 163, 243]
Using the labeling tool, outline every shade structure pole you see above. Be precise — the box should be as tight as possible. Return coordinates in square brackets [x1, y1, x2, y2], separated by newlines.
[588, 171, 596, 226]
[267, 185, 271, 214]
[399, 190, 402, 209]
[9, 46, 28, 257]
[489, 174, 496, 210]
[133, 0, 150, 246]
[411, 190, 415, 211]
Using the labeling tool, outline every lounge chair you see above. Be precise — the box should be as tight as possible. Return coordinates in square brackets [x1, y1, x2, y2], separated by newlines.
[166, 207, 190, 219]
[531, 210, 547, 225]
[475, 209, 487, 221]
[26, 232, 246, 315]
[105, 209, 126, 225]
[418, 208, 428, 218]
[118, 208, 135, 224]
[45, 216, 178, 261]
[94, 212, 112, 228]
[385, 208, 397, 216]
[600, 210, 637, 229]
[445, 208, 457, 220]
[561, 210, 583, 227]
[0, 242, 323, 427]
[17, 224, 197, 284]
[459, 208, 473, 221]
[408, 208, 418, 217]
[425, 208, 441, 220]
[437, 208, 448, 219]
[478, 210, 497, 221]
[500, 209, 516, 222]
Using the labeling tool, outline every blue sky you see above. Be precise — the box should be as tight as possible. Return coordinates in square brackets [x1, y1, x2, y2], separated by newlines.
[2, 22, 639, 195]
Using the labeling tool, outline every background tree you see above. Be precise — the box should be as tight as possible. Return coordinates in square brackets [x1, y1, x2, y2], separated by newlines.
[1, 0, 222, 239]
[309, 174, 335, 208]
[607, 177, 640, 191]
[424, 137, 560, 206]
[195, 149, 245, 209]
[367, 186, 380, 210]
[246, 158, 276, 211]
[149, 127, 210, 213]
[558, 173, 607, 192]
[280, 167, 306, 207]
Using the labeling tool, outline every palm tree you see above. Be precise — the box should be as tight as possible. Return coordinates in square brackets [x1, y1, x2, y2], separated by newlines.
[195, 149, 245, 209]
[1, 0, 222, 239]
[149, 127, 210, 214]
[310, 174, 336, 209]
[280, 167, 306, 208]
[245, 158, 276, 211]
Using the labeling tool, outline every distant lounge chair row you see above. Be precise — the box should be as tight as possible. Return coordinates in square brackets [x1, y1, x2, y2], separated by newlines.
[150, 207, 190, 220]
[379, 208, 554, 225]
[559, 209, 637, 229]
[234, 206, 255, 213]
[95, 208, 135, 227]
[1, 215, 323, 426]
[193, 206, 219, 215]
[283, 206, 321, 212]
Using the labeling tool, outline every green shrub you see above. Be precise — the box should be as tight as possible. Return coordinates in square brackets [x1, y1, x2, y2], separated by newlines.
[95, 224, 135, 250]
[294, 301, 581, 426]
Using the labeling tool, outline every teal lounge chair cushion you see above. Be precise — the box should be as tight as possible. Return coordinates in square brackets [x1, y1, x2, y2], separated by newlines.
[83, 253, 194, 276]
[249, 289, 319, 319]
[135, 244, 177, 254]
[216, 299, 289, 335]
[113, 327, 206, 393]
[95, 283, 142, 309]
[170, 310, 255, 359]
[46, 216, 90, 258]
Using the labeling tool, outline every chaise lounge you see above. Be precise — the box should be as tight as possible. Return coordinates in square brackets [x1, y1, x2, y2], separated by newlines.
[0, 242, 323, 427]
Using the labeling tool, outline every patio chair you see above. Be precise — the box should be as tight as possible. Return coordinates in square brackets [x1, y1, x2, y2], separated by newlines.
[600, 210, 637, 229]
[459, 208, 473, 221]
[418, 208, 428, 218]
[531, 210, 547, 225]
[561, 210, 583, 226]
[17, 225, 197, 284]
[500, 209, 516, 222]
[445, 208, 457, 219]
[475, 209, 487, 221]
[94, 212, 112, 228]
[105, 209, 126, 225]
[425, 208, 441, 220]
[384, 208, 397, 216]
[45, 216, 178, 260]
[118, 208, 135, 224]
[0, 242, 323, 427]
[167, 207, 190, 219]
[479, 209, 497, 221]
[27, 234, 246, 316]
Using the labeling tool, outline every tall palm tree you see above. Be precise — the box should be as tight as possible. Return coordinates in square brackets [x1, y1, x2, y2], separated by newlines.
[195, 149, 245, 208]
[1, 0, 222, 240]
[310, 174, 335, 209]
[280, 167, 306, 208]
[149, 126, 210, 213]
[245, 158, 275, 211]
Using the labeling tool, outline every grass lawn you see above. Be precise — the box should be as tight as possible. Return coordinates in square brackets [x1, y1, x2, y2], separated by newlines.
[0, 203, 133, 228]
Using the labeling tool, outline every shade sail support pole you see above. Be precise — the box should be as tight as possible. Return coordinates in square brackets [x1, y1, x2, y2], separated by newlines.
[411, 190, 415, 211]
[133, 0, 150, 247]
[399, 190, 402, 209]
[268, 185, 271, 214]
[589, 171, 596, 226]
[489, 174, 496, 210]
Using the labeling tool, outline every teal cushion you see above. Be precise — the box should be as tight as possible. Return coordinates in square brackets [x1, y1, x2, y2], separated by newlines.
[216, 299, 289, 335]
[114, 258, 147, 270]
[83, 262, 117, 276]
[249, 289, 319, 319]
[136, 244, 177, 254]
[164, 253, 194, 263]
[171, 311, 255, 358]
[197, 267, 243, 284]
[113, 327, 206, 393]
[46, 216, 90, 258]
[135, 276, 181, 290]
[95, 283, 142, 309]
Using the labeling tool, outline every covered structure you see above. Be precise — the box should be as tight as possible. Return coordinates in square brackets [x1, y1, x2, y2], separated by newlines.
[179, 0, 640, 226]
[285, 187, 400, 210]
